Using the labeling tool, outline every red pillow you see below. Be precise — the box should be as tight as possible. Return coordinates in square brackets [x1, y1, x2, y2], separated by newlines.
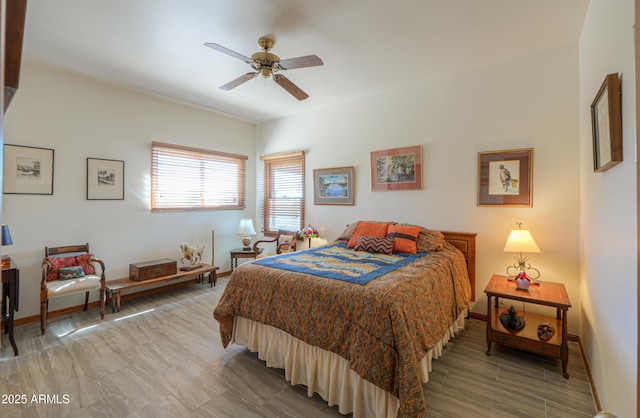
[45, 256, 77, 282]
[387, 224, 421, 254]
[75, 253, 96, 275]
[45, 253, 96, 282]
[347, 222, 390, 248]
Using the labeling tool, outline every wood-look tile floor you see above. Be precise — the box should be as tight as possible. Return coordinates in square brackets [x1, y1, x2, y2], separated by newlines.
[0, 277, 596, 418]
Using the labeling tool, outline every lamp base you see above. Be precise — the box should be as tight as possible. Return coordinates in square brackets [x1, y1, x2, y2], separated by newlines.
[514, 272, 531, 290]
[515, 277, 531, 290]
[241, 235, 252, 251]
[506, 256, 540, 289]
[1, 254, 10, 269]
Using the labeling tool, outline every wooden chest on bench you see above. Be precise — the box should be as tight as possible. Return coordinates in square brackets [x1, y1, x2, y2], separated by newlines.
[129, 258, 177, 281]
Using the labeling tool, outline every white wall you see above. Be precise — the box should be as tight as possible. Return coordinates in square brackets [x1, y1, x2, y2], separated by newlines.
[259, 46, 582, 331]
[578, 0, 637, 416]
[3, 59, 257, 319]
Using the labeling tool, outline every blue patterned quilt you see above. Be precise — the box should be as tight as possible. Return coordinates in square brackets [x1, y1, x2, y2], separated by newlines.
[252, 242, 427, 285]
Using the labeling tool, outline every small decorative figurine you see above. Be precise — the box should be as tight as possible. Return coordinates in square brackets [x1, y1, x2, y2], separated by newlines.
[179, 242, 204, 270]
[499, 306, 526, 330]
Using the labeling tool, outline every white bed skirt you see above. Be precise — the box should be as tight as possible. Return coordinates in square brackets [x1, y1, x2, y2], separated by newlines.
[231, 310, 467, 418]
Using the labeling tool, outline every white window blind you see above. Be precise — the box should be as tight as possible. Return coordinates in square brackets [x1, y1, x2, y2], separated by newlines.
[261, 151, 305, 235]
[151, 141, 247, 212]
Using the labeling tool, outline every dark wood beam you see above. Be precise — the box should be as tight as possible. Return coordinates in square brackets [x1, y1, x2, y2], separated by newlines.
[4, 0, 26, 112]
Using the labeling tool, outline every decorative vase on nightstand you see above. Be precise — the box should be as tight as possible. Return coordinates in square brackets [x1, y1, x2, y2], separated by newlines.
[514, 273, 531, 290]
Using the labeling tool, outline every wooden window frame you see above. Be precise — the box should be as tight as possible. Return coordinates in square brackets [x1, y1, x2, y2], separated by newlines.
[151, 141, 247, 212]
[261, 151, 305, 236]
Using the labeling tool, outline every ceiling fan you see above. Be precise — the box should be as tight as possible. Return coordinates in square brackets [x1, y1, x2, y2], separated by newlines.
[204, 37, 323, 100]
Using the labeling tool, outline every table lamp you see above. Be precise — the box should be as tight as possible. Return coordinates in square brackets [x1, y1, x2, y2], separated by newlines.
[300, 224, 319, 248]
[1, 224, 13, 269]
[503, 222, 541, 289]
[236, 218, 257, 250]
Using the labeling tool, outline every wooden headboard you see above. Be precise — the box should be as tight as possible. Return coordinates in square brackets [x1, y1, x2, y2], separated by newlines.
[441, 231, 477, 301]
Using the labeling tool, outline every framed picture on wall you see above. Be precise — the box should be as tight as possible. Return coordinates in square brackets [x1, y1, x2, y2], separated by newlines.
[477, 148, 533, 207]
[313, 166, 355, 205]
[591, 73, 622, 172]
[87, 158, 125, 200]
[370, 145, 422, 191]
[3, 144, 54, 195]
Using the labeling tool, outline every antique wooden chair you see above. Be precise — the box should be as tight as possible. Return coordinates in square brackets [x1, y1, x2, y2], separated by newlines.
[40, 243, 106, 335]
[253, 229, 299, 258]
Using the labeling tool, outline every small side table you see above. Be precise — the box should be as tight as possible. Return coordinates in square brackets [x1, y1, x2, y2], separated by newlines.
[1, 259, 19, 356]
[484, 274, 571, 378]
[230, 248, 263, 272]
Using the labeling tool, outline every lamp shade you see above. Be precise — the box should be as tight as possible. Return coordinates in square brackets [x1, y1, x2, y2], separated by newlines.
[300, 224, 319, 240]
[1, 225, 13, 246]
[236, 218, 256, 236]
[503, 229, 540, 253]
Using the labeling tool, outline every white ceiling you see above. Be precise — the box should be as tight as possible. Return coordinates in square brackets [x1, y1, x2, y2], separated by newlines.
[21, 0, 589, 123]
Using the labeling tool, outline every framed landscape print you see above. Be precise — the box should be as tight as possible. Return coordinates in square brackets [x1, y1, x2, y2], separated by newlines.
[87, 158, 124, 200]
[370, 145, 422, 191]
[313, 166, 354, 205]
[3, 144, 54, 195]
[591, 73, 622, 172]
[478, 148, 533, 207]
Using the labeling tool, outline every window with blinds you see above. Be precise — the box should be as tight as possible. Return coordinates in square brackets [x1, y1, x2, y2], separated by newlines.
[151, 141, 247, 212]
[261, 151, 305, 235]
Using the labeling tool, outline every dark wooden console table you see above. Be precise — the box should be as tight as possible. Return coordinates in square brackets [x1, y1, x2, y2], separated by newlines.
[1, 258, 19, 356]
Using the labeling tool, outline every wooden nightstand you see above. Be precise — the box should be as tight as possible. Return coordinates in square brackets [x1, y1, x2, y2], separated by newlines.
[484, 274, 572, 378]
[230, 248, 263, 272]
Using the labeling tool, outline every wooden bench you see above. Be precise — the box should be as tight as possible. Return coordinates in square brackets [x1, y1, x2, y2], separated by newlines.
[106, 263, 218, 313]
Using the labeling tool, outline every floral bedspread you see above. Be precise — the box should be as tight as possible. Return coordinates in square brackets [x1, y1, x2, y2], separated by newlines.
[213, 241, 471, 418]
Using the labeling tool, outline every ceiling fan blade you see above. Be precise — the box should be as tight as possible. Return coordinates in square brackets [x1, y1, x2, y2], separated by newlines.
[220, 72, 258, 90]
[204, 43, 253, 63]
[273, 74, 309, 100]
[279, 55, 323, 70]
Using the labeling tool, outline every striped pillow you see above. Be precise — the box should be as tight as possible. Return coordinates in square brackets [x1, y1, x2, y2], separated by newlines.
[354, 236, 394, 255]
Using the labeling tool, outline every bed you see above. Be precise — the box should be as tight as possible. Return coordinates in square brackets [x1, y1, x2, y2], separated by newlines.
[214, 222, 476, 418]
